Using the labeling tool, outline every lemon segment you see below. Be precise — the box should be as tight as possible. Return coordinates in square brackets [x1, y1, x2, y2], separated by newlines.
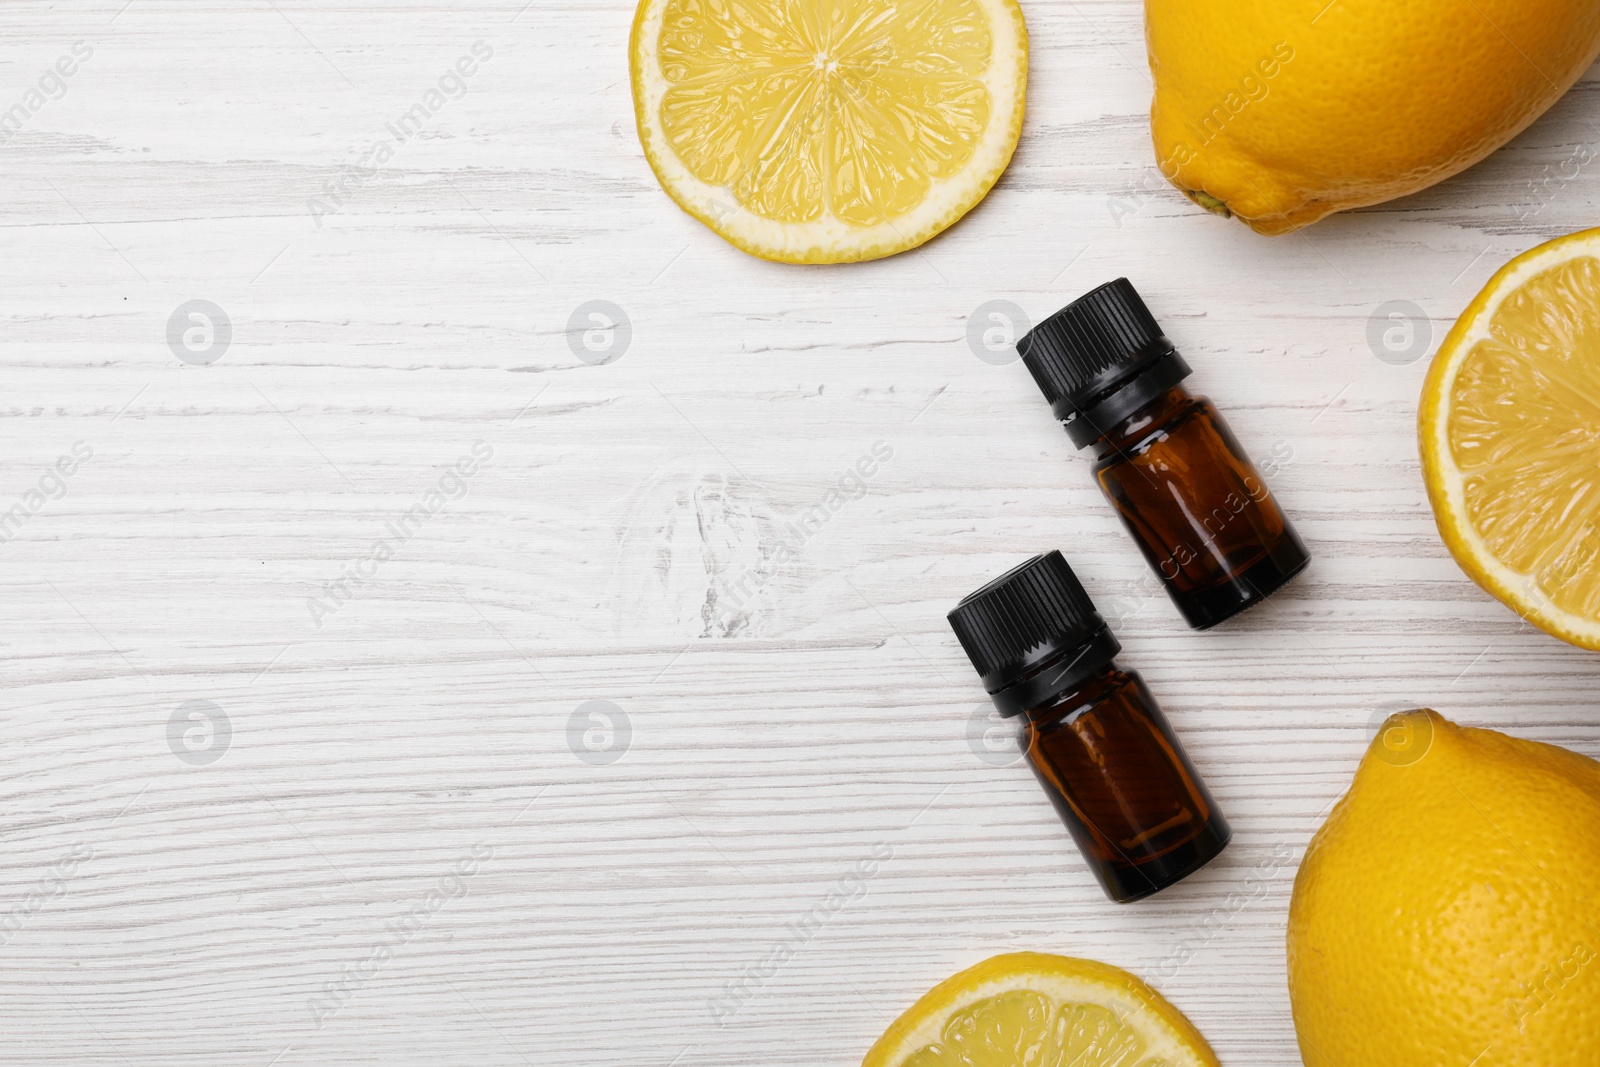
[630, 0, 1027, 263]
[862, 953, 1218, 1067]
[1420, 228, 1600, 649]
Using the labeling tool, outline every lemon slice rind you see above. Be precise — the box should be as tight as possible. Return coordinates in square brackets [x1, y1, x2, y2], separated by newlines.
[861, 953, 1218, 1067]
[1419, 227, 1600, 651]
[629, 0, 1027, 265]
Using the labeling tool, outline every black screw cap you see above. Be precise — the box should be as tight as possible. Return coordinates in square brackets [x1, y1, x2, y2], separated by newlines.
[948, 551, 1114, 697]
[1017, 279, 1192, 446]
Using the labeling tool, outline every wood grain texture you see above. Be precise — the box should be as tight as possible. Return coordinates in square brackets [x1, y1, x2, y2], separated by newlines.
[3, 2, 1599, 1064]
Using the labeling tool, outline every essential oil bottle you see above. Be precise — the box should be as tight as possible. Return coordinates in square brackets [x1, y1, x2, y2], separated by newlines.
[1017, 279, 1310, 630]
[948, 551, 1230, 903]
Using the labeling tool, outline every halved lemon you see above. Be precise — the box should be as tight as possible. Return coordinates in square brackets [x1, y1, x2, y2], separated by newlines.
[861, 953, 1219, 1067]
[1420, 228, 1600, 650]
[629, 0, 1028, 264]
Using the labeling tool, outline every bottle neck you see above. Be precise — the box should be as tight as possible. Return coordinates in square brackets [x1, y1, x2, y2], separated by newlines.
[1059, 349, 1193, 449]
[987, 627, 1122, 717]
[1022, 664, 1128, 725]
[1088, 383, 1194, 458]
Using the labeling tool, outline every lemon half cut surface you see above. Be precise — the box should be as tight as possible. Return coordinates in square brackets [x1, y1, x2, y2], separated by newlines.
[861, 953, 1218, 1067]
[1420, 228, 1600, 650]
[629, 0, 1028, 264]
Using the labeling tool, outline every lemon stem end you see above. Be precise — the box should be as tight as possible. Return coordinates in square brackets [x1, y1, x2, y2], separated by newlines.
[1189, 191, 1232, 218]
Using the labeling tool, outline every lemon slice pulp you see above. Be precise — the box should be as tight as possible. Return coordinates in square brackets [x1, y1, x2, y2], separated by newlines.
[862, 953, 1218, 1067]
[1420, 228, 1600, 649]
[629, 0, 1027, 263]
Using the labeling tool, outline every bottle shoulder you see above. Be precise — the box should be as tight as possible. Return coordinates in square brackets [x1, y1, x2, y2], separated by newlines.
[1090, 390, 1214, 464]
[1026, 665, 1140, 728]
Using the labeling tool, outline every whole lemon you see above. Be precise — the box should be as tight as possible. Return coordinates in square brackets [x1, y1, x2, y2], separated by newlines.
[1288, 709, 1600, 1067]
[1146, 1, 1600, 234]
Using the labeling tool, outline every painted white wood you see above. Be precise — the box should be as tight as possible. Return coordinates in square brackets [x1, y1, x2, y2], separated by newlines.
[2, 2, 1598, 1064]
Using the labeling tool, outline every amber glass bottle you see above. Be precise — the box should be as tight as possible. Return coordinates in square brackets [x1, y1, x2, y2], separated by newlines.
[948, 551, 1230, 903]
[1018, 278, 1310, 629]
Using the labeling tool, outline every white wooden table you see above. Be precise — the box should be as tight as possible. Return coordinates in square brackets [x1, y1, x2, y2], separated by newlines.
[5, 3, 1599, 1064]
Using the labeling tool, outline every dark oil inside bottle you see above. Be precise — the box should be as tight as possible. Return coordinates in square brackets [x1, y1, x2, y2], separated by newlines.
[1021, 666, 1230, 903]
[1090, 385, 1309, 629]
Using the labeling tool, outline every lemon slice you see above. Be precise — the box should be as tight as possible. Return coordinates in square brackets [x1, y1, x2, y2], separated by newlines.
[1420, 228, 1600, 650]
[861, 953, 1219, 1067]
[629, 0, 1027, 264]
